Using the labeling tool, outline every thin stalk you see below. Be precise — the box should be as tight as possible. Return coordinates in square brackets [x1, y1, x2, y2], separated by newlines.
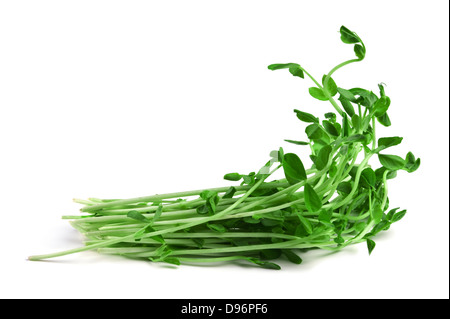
[81, 180, 289, 213]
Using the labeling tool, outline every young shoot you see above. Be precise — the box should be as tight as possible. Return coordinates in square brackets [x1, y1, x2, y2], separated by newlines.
[29, 26, 420, 269]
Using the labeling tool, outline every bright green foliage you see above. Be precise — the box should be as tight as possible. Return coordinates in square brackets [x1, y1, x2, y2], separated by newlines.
[283, 153, 307, 185]
[303, 184, 322, 213]
[366, 238, 376, 255]
[28, 26, 420, 270]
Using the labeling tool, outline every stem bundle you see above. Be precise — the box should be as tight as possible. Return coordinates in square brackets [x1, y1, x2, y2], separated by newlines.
[28, 26, 419, 269]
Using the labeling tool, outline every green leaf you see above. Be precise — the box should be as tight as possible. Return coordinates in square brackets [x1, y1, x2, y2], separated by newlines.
[337, 181, 352, 195]
[162, 257, 180, 266]
[243, 216, 260, 224]
[309, 87, 328, 101]
[127, 210, 150, 223]
[288, 64, 305, 78]
[340, 25, 360, 44]
[304, 183, 322, 213]
[196, 204, 209, 215]
[371, 203, 383, 224]
[407, 158, 420, 173]
[366, 238, 376, 255]
[267, 63, 291, 70]
[260, 249, 282, 260]
[375, 167, 397, 181]
[354, 44, 366, 60]
[296, 212, 313, 235]
[337, 88, 357, 102]
[223, 172, 242, 181]
[282, 250, 303, 264]
[378, 83, 386, 97]
[404, 152, 421, 173]
[361, 167, 376, 189]
[247, 257, 281, 270]
[339, 96, 356, 117]
[284, 139, 309, 146]
[322, 75, 338, 96]
[196, 191, 220, 216]
[377, 112, 391, 127]
[207, 223, 227, 233]
[329, 161, 338, 177]
[378, 136, 403, 149]
[386, 207, 400, 221]
[323, 120, 340, 137]
[351, 114, 361, 131]
[294, 223, 308, 238]
[314, 144, 332, 170]
[222, 186, 236, 199]
[282, 153, 307, 185]
[378, 154, 406, 171]
[294, 109, 319, 123]
[318, 209, 333, 226]
[405, 151, 415, 164]
[305, 123, 324, 140]
[267, 63, 304, 79]
[373, 96, 391, 117]
[391, 209, 407, 223]
[153, 204, 163, 224]
[278, 147, 284, 163]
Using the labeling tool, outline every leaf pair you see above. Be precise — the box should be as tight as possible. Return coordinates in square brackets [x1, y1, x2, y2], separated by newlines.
[196, 190, 220, 216]
[340, 26, 365, 60]
[267, 63, 304, 79]
[309, 76, 338, 101]
[378, 152, 420, 173]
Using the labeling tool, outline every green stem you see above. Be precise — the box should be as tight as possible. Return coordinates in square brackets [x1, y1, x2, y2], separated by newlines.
[381, 169, 389, 210]
[80, 181, 289, 213]
[297, 66, 322, 88]
[372, 117, 377, 150]
[28, 166, 280, 261]
[325, 58, 361, 82]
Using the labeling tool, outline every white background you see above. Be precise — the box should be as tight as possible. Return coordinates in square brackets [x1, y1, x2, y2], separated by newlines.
[0, 0, 448, 299]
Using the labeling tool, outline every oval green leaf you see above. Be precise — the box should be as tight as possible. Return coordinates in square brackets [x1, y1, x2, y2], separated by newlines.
[378, 136, 403, 149]
[378, 154, 406, 171]
[282, 153, 307, 185]
[323, 120, 340, 137]
[315, 145, 332, 170]
[309, 87, 328, 101]
[305, 123, 324, 140]
[322, 75, 338, 96]
[223, 172, 242, 181]
[294, 109, 318, 123]
[340, 25, 360, 44]
[304, 183, 322, 213]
